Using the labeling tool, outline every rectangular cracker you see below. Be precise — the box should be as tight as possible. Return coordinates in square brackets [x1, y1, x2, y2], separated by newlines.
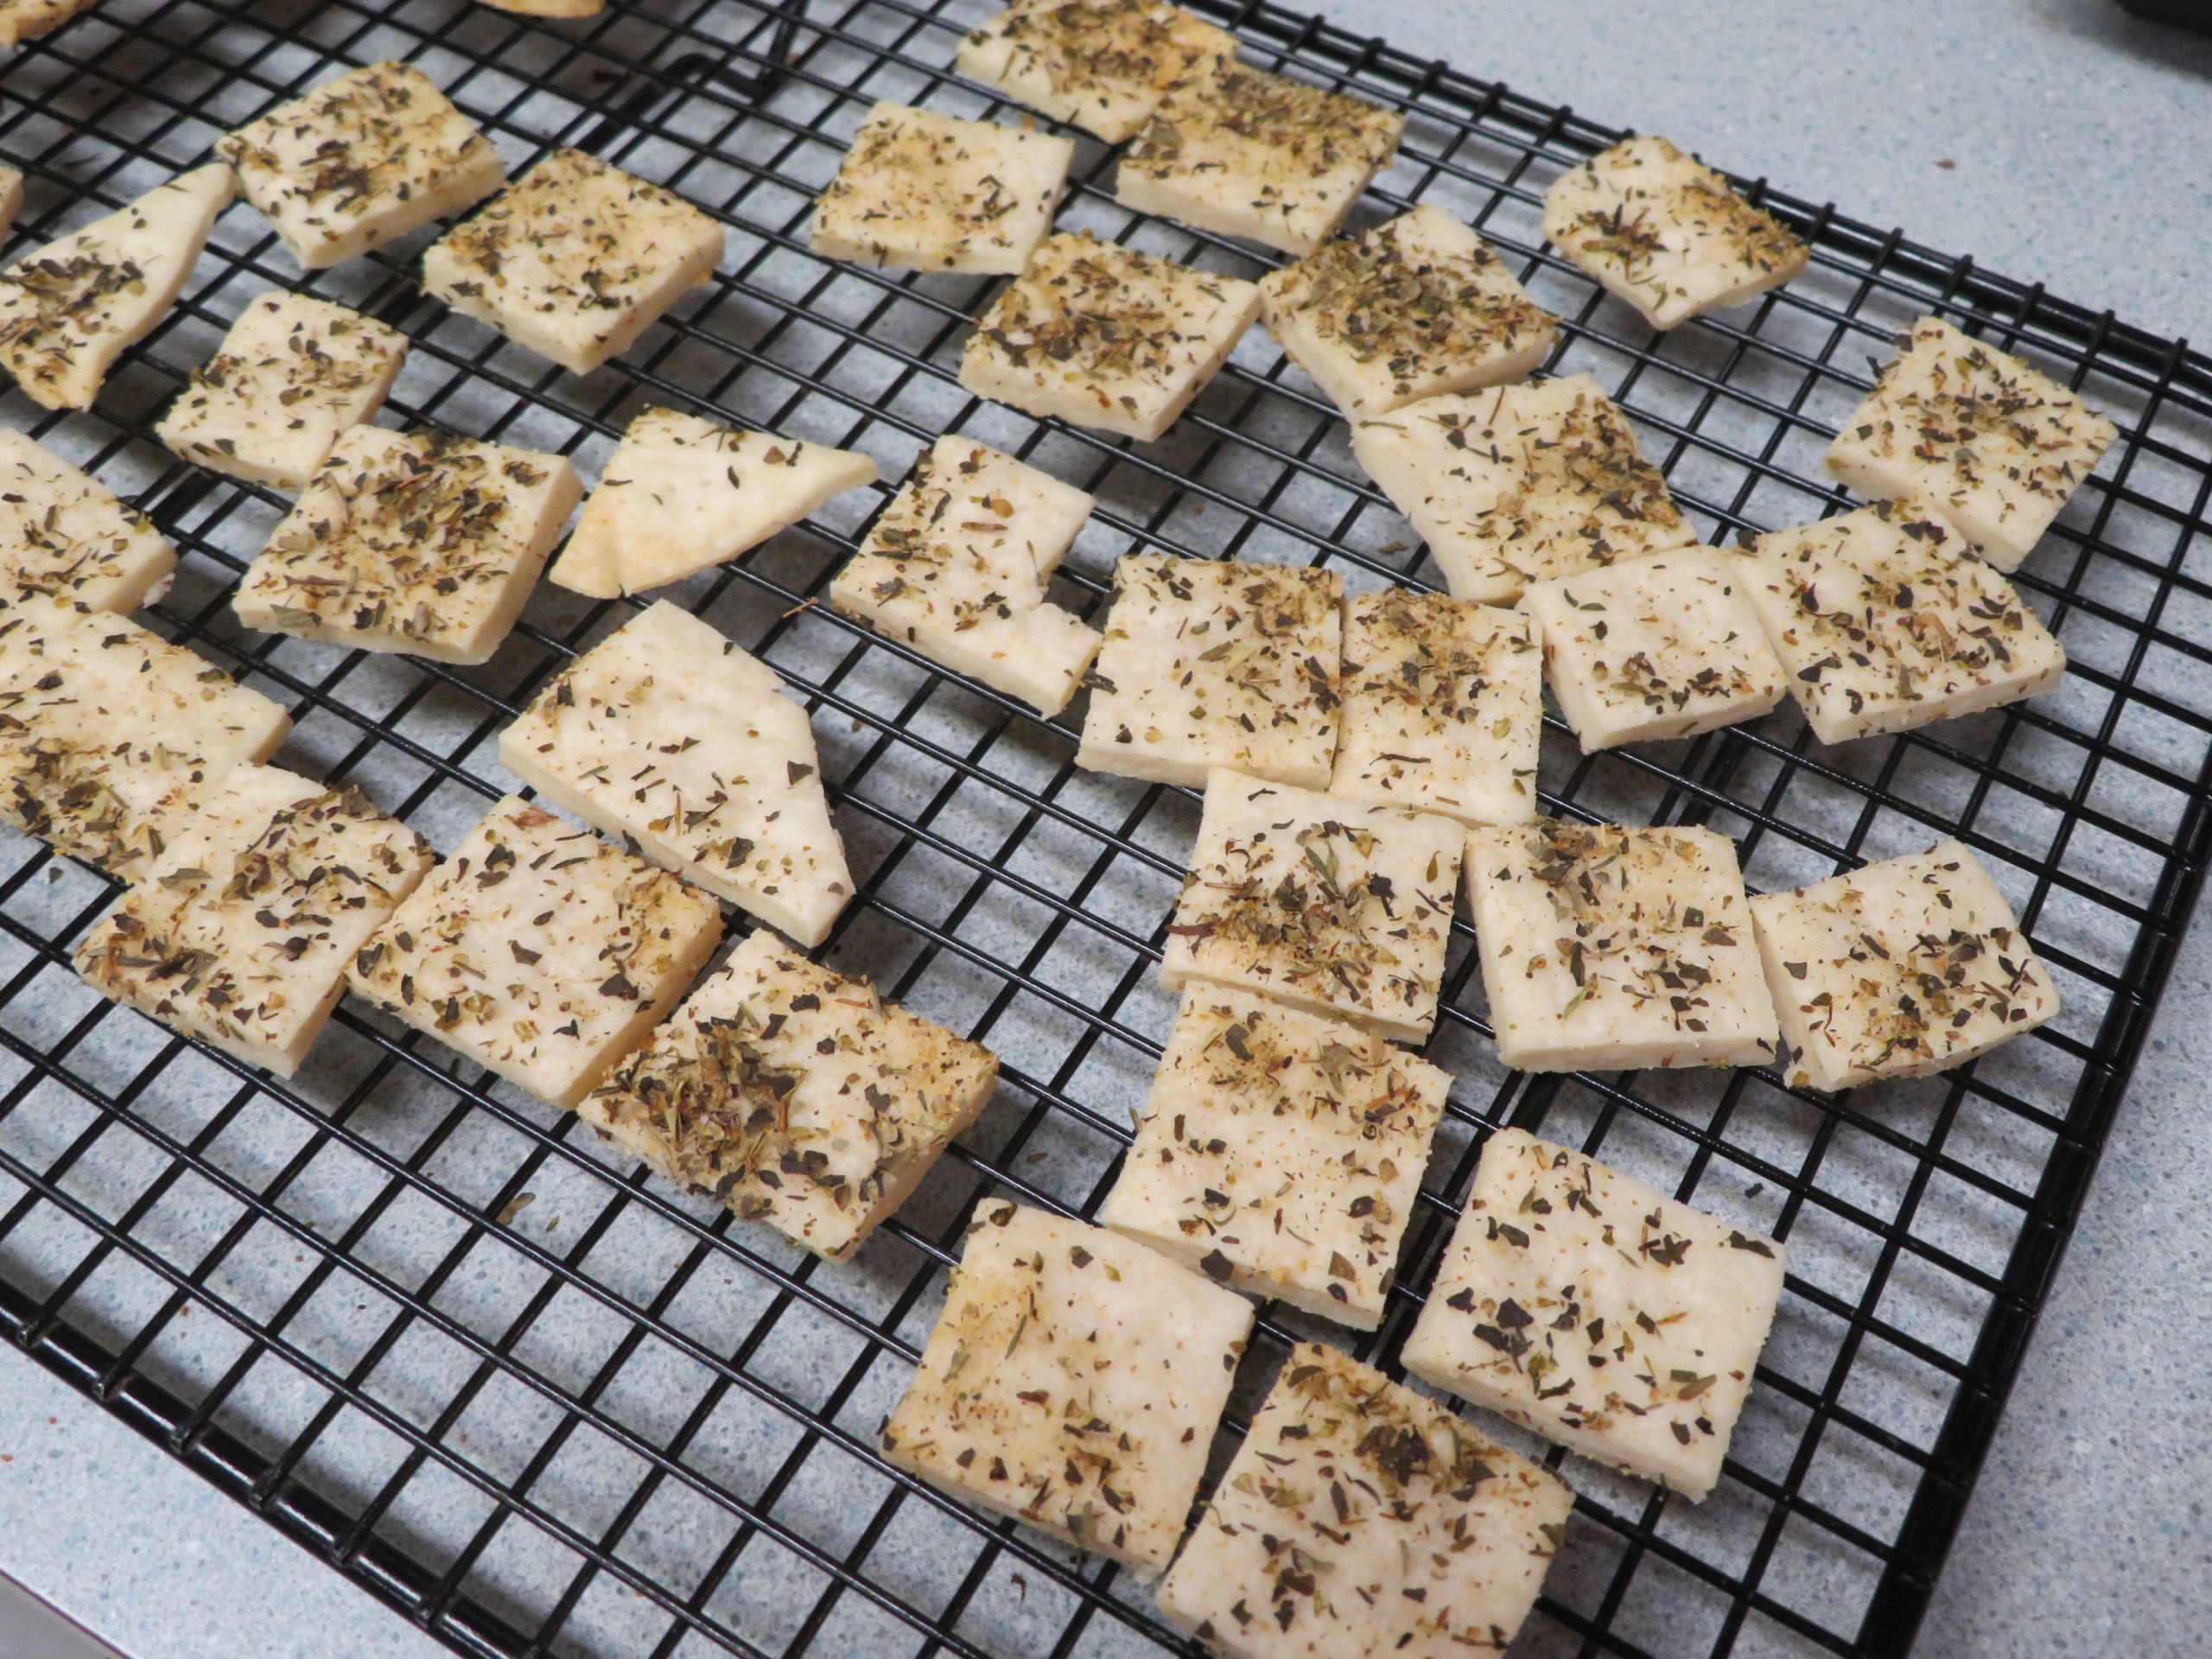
[582, 928, 998, 1260]
[812, 102, 1073, 275]
[1351, 375, 1696, 603]
[1542, 134, 1808, 330]
[346, 796, 722, 1109]
[233, 426, 581, 666]
[0, 429, 176, 610]
[1260, 203, 1560, 417]
[75, 765, 432, 1076]
[1823, 316, 2117, 569]
[218, 61, 506, 270]
[1097, 985, 1449, 1328]
[156, 291, 410, 491]
[954, 0, 1235, 144]
[960, 230, 1261, 442]
[1737, 499, 2066, 744]
[1331, 586, 1541, 827]
[1161, 769, 1465, 1044]
[546, 409, 877, 600]
[880, 1198, 1254, 1576]
[0, 596, 291, 878]
[1751, 838, 2059, 1092]
[0, 164, 235, 411]
[1075, 555, 1342, 786]
[1465, 818, 1777, 1071]
[422, 149, 724, 377]
[1403, 1128, 1787, 1501]
[830, 435, 1103, 715]
[498, 600, 854, 949]
[1522, 545, 1787, 751]
[1117, 59, 1405, 256]
[1156, 1341, 1572, 1657]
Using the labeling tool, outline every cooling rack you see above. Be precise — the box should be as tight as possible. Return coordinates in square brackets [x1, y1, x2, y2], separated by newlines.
[2, 1, 2209, 1656]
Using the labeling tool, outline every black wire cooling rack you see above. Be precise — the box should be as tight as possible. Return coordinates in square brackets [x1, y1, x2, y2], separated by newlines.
[3, 2, 2209, 1656]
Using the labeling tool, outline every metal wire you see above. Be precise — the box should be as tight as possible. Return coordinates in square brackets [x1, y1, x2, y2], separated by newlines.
[1, 1, 2208, 1656]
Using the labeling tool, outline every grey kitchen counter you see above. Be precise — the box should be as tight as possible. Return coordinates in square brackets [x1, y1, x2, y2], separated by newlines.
[3, 2, 2210, 1656]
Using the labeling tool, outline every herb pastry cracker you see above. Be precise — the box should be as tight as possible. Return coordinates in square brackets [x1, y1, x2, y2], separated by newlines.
[954, 0, 1235, 145]
[0, 430, 176, 611]
[582, 929, 998, 1260]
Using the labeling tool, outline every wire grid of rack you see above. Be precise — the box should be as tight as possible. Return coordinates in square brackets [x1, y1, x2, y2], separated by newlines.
[1, 0, 2209, 1656]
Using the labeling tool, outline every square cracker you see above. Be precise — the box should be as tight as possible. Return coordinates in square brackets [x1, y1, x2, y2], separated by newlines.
[1403, 1128, 1787, 1501]
[812, 102, 1072, 275]
[954, 0, 1234, 144]
[880, 1198, 1253, 1575]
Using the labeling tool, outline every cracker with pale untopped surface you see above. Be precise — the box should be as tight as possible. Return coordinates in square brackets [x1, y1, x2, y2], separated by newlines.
[1097, 986, 1448, 1329]
[499, 601, 854, 948]
[1738, 499, 2066, 745]
[0, 167, 22, 237]
[955, 0, 1234, 144]
[1260, 204, 1559, 418]
[547, 408, 876, 600]
[1403, 1128, 1786, 1501]
[1523, 545, 1787, 752]
[1824, 315, 2117, 569]
[880, 1198, 1253, 1576]
[1157, 1341, 1572, 1659]
[233, 426, 580, 666]
[1543, 134, 1808, 331]
[813, 102, 1072, 276]
[1465, 818, 1776, 1071]
[1351, 374, 1696, 604]
[346, 796, 721, 1109]
[0, 430, 175, 610]
[582, 928, 998, 1260]
[1076, 555, 1341, 786]
[218, 61, 505, 270]
[0, 164, 234, 411]
[0, 0, 95, 46]
[1330, 586, 1540, 827]
[960, 230, 1261, 442]
[1118, 59, 1404, 257]
[0, 597, 290, 879]
[156, 292, 410, 491]
[1751, 839, 2058, 1093]
[830, 435, 1102, 715]
[1161, 770, 1464, 1044]
[423, 149, 724, 376]
[75, 766, 432, 1076]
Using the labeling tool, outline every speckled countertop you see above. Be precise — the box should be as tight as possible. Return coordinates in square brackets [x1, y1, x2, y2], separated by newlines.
[3, 3, 2209, 1656]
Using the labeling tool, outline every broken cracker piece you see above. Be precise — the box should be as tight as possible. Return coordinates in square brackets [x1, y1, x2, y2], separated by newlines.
[0, 596, 290, 878]
[423, 148, 724, 376]
[346, 795, 721, 1109]
[582, 929, 998, 1260]
[0, 164, 234, 411]
[1464, 817, 1776, 1071]
[233, 426, 581, 666]
[0, 429, 176, 610]
[548, 408, 875, 600]
[1097, 985, 1449, 1329]
[830, 435, 1102, 715]
[75, 765, 432, 1076]
[880, 1198, 1253, 1575]
[1351, 374, 1695, 603]
[1259, 203, 1560, 418]
[1157, 1341, 1571, 1659]
[499, 600, 854, 948]
[156, 291, 410, 491]
[960, 230, 1261, 442]
[1751, 838, 2058, 1092]
[1403, 1128, 1786, 1501]
[1330, 586, 1541, 827]
[1161, 768, 1464, 1044]
[218, 61, 505, 270]
[1076, 554, 1341, 786]
[955, 0, 1234, 144]
[812, 102, 1072, 276]
[0, 0, 96, 47]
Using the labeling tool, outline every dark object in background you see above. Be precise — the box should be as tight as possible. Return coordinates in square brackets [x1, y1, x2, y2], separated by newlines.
[2119, 0, 2212, 33]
